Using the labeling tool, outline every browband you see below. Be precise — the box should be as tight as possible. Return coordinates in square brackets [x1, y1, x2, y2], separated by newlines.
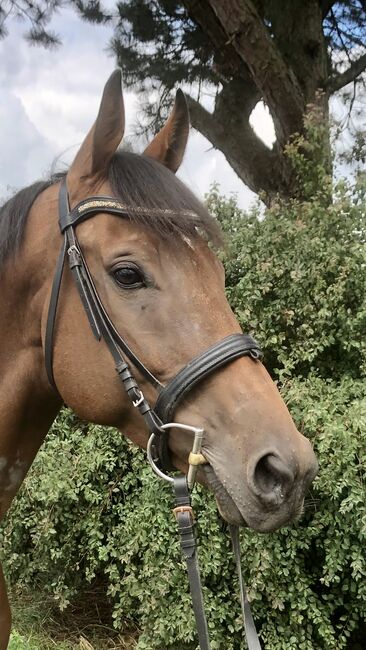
[59, 196, 130, 232]
[59, 196, 198, 233]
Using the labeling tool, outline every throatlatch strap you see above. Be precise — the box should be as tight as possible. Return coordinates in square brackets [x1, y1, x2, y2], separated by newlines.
[45, 179, 71, 391]
[44, 237, 67, 392]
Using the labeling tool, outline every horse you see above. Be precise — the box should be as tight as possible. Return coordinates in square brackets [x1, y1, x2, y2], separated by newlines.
[0, 69, 317, 648]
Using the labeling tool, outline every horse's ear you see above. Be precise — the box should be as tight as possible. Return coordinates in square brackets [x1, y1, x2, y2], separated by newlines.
[143, 90, 189, 173]
[68, 69, 125, 194]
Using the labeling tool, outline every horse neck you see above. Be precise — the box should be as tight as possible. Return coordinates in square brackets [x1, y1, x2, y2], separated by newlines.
[0, 187, 61, 520]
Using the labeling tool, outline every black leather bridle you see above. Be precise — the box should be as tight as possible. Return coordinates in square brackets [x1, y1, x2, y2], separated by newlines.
[45, 177, 262, 471]
[45, 177, 263, 649]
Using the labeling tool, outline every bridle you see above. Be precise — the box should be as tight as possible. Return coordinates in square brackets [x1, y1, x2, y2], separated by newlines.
[45, 178, 262, 471]
[45, 177, 263, 649]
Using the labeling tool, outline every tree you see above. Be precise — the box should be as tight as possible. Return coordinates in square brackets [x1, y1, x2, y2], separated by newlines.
[2, 1, 366, 201]
[0, 0, 110, 47]
[112, 0, 366, 202]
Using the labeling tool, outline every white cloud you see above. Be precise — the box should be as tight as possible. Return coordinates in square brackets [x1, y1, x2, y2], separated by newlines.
[0, 7, 274, 209]
[0, 87, 54, 197]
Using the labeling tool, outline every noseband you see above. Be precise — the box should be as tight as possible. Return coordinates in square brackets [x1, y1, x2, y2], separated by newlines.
[45, 177, 263, 649]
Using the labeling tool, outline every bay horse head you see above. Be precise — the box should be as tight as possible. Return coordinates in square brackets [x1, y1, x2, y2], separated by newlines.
[0, 70, 317, 537]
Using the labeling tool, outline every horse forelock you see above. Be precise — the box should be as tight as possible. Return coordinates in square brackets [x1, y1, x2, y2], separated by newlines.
[108, 151, 222, 246]
[0, 151, 223, 268]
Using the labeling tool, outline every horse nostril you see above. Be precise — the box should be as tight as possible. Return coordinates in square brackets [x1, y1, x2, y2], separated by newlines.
[251, 453, 295, 506]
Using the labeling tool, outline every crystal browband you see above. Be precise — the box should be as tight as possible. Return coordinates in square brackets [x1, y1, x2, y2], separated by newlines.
[77, 199, 126, 213]
[59, 194, 200, 233]
[77, 199, 197, 217]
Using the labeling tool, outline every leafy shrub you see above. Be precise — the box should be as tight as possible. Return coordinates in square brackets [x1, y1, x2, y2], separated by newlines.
[1, 375, 365, 650]
[1, 180, 365, 648]
[9, 631, 43, 650]
[208, 179, 365, 382]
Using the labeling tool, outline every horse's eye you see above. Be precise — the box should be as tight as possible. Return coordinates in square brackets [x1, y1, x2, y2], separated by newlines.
[113, 265, 145, 289]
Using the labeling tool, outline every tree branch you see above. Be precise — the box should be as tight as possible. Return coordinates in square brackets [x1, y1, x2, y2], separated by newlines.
[214, 77, 261, 121]
[321, 0, 337, 19]
[186, 94, 291, 202]
[182, 0, 249, 81]
[205, 0, 305, 145]
[329, 52, 366, 92]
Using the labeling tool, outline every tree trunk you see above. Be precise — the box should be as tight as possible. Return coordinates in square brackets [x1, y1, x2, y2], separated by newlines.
[184, 0, 332, 202]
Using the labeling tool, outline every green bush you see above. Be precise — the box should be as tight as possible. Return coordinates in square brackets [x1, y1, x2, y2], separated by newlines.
[1, 377, 365, 649]
[1, 178, 365, 649]
[208, 179, 365, 382]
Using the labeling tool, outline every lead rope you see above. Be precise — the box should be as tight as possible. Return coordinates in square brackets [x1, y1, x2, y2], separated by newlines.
[147, 429, 262, 650]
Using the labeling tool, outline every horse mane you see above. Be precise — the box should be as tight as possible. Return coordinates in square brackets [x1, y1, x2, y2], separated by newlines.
[0, 179, 54, 267]
[0, 151, 222, 267]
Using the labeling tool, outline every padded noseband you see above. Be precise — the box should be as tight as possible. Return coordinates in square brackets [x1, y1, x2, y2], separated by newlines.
[155, 334, 261, 423]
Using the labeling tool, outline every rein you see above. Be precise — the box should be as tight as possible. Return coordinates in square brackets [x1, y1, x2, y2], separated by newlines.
[45, 177, 263, 649]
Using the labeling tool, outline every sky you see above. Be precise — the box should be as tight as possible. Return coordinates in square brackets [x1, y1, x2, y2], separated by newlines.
[0, 6, 276, 208]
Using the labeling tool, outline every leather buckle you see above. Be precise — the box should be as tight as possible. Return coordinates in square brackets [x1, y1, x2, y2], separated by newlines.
[132, 390, 144, 407]
[67, 244, 82, 269]
[173, 505, 195, 521]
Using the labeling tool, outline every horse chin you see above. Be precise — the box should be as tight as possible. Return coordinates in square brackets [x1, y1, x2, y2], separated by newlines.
[201, 464, 304, 533]
[202, 465, 246, 527]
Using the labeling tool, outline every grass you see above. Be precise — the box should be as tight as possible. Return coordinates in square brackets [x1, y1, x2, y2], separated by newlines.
[8, 587, 138, 649]
[9, 629, 71, 650]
